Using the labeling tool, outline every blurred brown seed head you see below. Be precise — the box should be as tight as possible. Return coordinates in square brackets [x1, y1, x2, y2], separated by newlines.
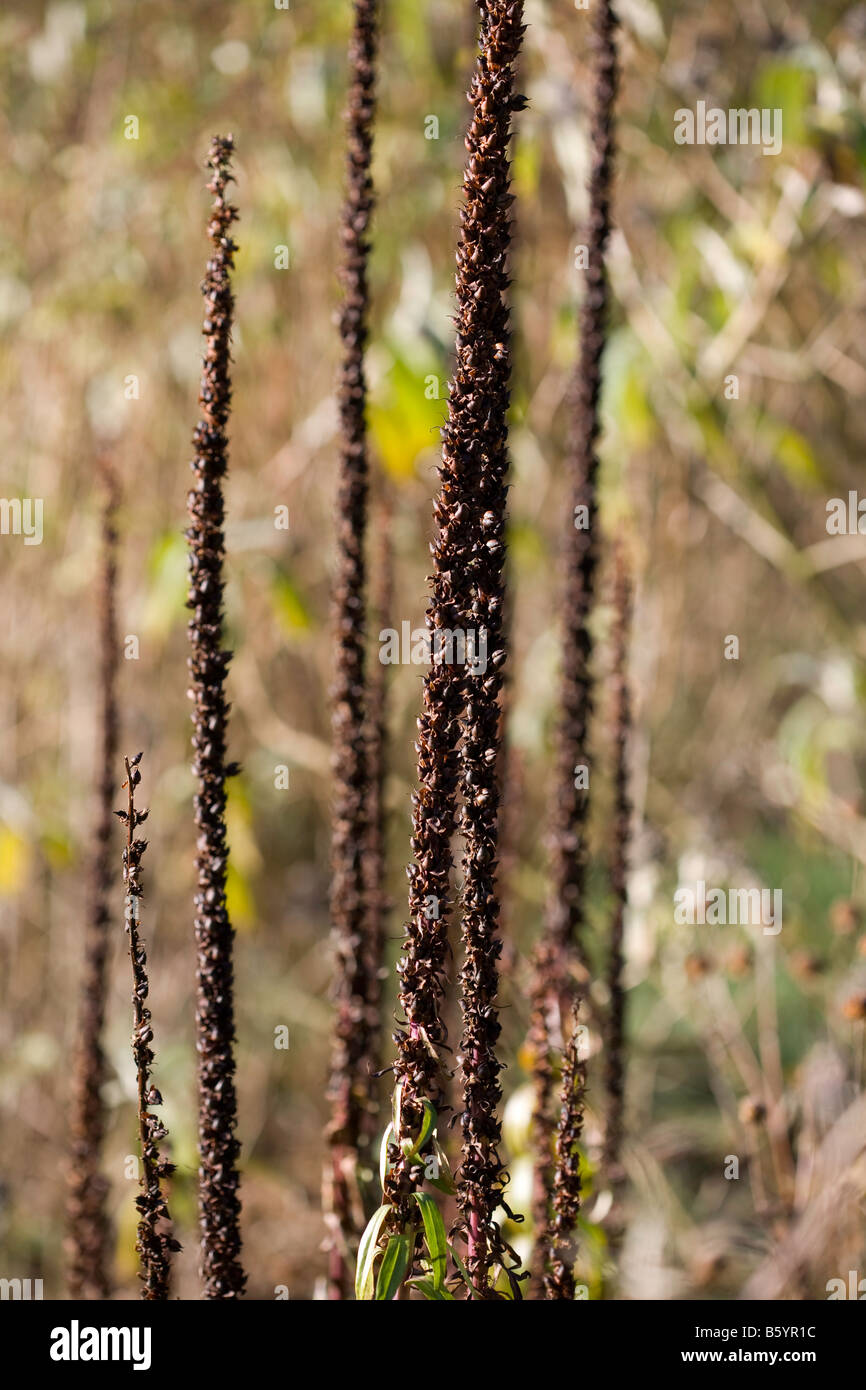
[685, 952, 712, 982]
[725, 943, 752, 977]
[789, 948, 824, 982]
[738, 1096, 767, 1125]
[841, 992, 866, 1022]
[690, 1248, 728, 1288]
[830, 898, 860, 935]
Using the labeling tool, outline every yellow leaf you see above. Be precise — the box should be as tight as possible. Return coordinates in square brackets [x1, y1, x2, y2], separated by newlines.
[0, 826, 31, 895]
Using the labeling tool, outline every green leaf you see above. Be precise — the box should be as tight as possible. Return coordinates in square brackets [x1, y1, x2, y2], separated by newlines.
[355, 1205, 390, 1302]
[374, 1234, 412, 1301]
[414, 1192, 448, 1291]
[451, 1248, 481, 1300]
[391, 1079, 404, 1134]
[427, 1137, 457, 1195]
[143, 530, 188, 639]
[270, 565, 312, 633]
[379, 1123, 394, 1189]
[400, 1098, 436, 1162]
[408, 1277, 455, 1301]
[428, 1172, 457, 1196]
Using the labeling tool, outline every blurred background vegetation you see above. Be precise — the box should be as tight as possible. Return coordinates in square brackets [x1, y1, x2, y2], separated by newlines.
[2, 0, 866, 1299]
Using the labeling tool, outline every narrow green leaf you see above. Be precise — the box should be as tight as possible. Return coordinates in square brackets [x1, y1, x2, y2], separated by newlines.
[409, 1277, 455, 1301]
[428, 1172, 458, 1196]
[451, 1247, 481, 1300]
[355, 1204, 390, 1301]
[413, 1099, 437, 1158]
[374, 1234, 412, 1301]
[414, 1191, 448, 1290]
[426, 1137, 457, 1195]
[392, 1079, 404, 1136]
[397, 1096, 437, 1163]
[379, 1123, 394, 1189]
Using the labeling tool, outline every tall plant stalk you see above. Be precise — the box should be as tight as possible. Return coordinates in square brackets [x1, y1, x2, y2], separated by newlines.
[359, 0, 527, 1303]
[327, 0, 381, 1300]
[452, 0, 527, 1299]
[602, 542, 632, 1183]
[187, 134, 245, 1299]
[359, 497, 394, 1132]
[529, 0, 619, 1289]
[67, 459, 120, 1299]
[119, 755, 180, 1300]
[543, 999, 586, 1300]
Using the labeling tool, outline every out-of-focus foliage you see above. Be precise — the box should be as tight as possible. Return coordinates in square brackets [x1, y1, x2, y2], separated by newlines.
[1, 0, 866, 1298]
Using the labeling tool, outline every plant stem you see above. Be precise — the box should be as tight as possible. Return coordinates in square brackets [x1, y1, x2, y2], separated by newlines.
[530, 0, 618, 1290]
[67, 457, 119, 1299]
[602, 541, 632, 1185]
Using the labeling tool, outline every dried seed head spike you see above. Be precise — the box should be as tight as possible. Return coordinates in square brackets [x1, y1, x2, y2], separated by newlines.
[377, 1, 528, 1302]
[451, 0, 527, 1300]
[602, 539, 633, 1186]
[530, 0, 619, 1291]
[360, 491, 394, 1101]
[121, 756, 180, 1300]
[67, 456, 120, 1299]
[543, 999, 586, 1300]
[326, 0, 382, 1301]
[187, 134, 245, 1299]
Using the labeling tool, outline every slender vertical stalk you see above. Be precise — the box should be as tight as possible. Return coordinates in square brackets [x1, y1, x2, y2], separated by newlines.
[453, 0, 527, 1299]
[530, 0, 618, 1290]
[544, 1000, 586, 1300]
[120, 755, 179, 1300]
[67, 458, 119, 1299]
[187, 134, 245, 1299]
[327, 0, 381, 1300]
[602, 542, 632, 1184]
[375, 3, 528, 1301]
[359, 497, 394, 1137]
